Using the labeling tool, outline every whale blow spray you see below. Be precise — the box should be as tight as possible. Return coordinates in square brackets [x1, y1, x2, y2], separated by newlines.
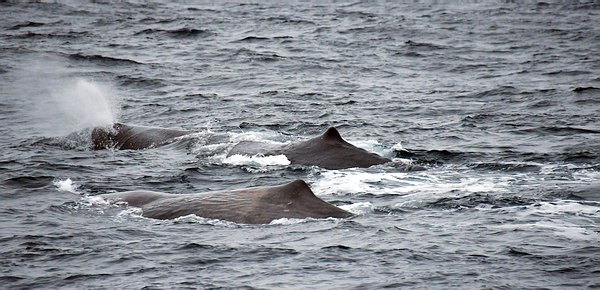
[13, 56, 121, 137]
[49, 78, 118, 132]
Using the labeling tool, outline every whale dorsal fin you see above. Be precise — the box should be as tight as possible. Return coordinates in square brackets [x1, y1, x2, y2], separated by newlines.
[322, 127, 343, 142]
[258, 179, 328, 204]
[263, 180, 352, 219]
[270, 180, 314, 200]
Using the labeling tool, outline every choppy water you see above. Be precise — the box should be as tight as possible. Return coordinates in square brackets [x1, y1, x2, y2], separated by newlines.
[1, 1, 599, 289]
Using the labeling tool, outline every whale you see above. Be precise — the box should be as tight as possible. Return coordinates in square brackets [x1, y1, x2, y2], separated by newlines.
[227, 127, 392, 169]
[90, 123, 398, 170]
[91, 123, 189, 150]
[99, 180, 353, 224]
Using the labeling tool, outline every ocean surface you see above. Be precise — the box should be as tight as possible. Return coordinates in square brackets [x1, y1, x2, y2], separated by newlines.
[1, 1, 599, 289]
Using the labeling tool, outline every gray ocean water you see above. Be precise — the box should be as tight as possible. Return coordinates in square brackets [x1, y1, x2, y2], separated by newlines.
[1, 1, 599, 289]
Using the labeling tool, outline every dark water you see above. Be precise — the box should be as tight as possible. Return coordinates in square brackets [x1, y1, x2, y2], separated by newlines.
[1, 1, 599, 289]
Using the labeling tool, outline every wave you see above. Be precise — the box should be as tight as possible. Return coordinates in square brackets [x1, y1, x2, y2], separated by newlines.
[0, 276, 23, 283]
[162, 28, 211, 38]
[14, 31, 90, 39]
[543, 70, 591, 76]
[456, 85, 519, 99]
[263, 16, 316, 25]
[561, 150, 600, 163]
[232, 35, 294, 43]
[233, 36, 271, 43]
[116, 75, 165, 89]
[3, 176, 55, 189]
[231, 48, 285, 62]
[427, 193, 535, 209]
[467, 162, 542, 173]
[393, 51, 424, 57]
[9, 21, 48, 30]
[573, 86, 599, 93]
[397, 148, 600, 166]
[514, 126, 600, 136]
[338, 25, 383, 35]
[395, 149, 481, 165]
[134, 28, 213, 38]
[404, 40, 447, 51]
[562, 182, 600, 202]
[67, 53, 141, 65]
[402, 180, 595, 211]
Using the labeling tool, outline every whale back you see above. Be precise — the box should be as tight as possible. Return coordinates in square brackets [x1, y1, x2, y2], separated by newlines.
[282, 127, 391, 169]
[226, 127, 391, 169]
[91, 123, 188, 150]
[100, 190, 172, 207]
[135, 180, 352, 224]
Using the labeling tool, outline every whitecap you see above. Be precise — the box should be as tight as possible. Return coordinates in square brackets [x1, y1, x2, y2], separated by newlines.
[222, 154, 291, 167]
[53, 178, 79, 193]
[269, 217, 309, 225]
[339, 202, 374, 215]
[115, 207, 144, 221]
[347, 139, 392, 157]
[172, 214, 240, 227]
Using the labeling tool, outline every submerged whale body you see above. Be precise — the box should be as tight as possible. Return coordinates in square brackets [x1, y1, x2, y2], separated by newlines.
[228, 127, 391, 169]
[99, 180, 352, 224]
[91, 123, 188, 150]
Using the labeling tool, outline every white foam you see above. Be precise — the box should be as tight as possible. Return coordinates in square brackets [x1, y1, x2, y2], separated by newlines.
[344, 138, 400, 159]
[312, 170, 512, 197]
[312, 171, 403, 196]
[310, 169, 518, 212]
[115, 207, 144, 220]
[223, 154, 291, 167]
[228, 130, 289, 144]
[53, 178, 79, 193]
[83, 195, 111, 206]
[496, 220, 599, 242]
[390, 157, 419, 168]
[535, 221, 598, 241]
[269, 217, 309, 225]
[269, 216, 342, 225]
[518, 201, 600, 218]
[172, 214, 239, 227]
[572, 168, 600, 182]
[391, 142, 405, 151]
[339, 202, 374, 215]
[487, 200, 600, 241]
[349, 139, 384, 153]
[188, 130, 292, 165]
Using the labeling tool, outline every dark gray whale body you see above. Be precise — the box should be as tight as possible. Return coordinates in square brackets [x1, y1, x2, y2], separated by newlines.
[100, 180, 352, 224]
[228, 127, 391, 169]
[91, 123, 189, 150]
